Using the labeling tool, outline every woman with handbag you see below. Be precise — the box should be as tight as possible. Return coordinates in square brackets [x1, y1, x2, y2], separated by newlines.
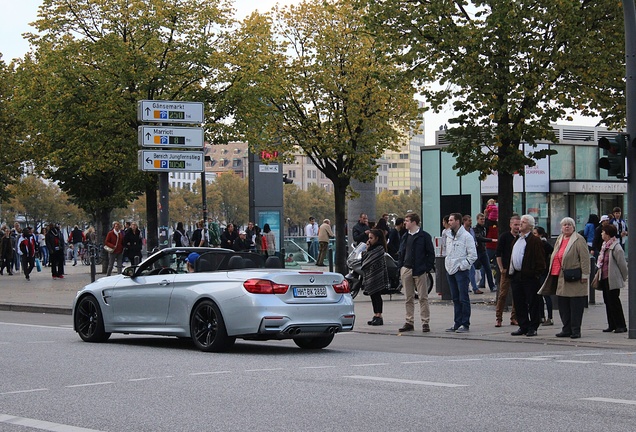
[105, 221, 125, 276]
[596, 224, 628, 333]
[362, 229, 389, 326]
[538, 217, 589, 339]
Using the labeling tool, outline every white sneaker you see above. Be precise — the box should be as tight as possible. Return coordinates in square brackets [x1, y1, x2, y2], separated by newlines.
[455, 325, 469, 333]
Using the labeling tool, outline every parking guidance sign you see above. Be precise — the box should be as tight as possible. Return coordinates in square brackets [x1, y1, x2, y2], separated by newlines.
[138, 150, 204, 172]
[137, 100, 204, 124]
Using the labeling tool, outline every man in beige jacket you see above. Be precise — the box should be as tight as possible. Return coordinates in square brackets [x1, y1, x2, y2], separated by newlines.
[316, 219, 334, 266]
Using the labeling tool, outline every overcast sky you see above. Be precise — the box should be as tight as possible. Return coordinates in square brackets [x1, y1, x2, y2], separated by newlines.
[0, 0, 595, 145]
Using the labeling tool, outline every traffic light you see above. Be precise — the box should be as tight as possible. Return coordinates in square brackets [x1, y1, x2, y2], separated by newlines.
[598, 133, 628, 178]
[283, 174, 293, 184]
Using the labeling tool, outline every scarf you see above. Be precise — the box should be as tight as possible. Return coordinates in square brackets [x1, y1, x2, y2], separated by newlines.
[597, 236, 617, 270]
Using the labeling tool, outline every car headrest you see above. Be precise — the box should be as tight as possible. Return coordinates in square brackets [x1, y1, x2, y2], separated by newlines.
[228, 255, 245, 269]
[195, 257, 215, 272]
[265, 256, 281, 269]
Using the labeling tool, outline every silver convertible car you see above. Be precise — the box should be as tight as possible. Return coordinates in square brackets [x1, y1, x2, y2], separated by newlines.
[72, 248, 355, 352]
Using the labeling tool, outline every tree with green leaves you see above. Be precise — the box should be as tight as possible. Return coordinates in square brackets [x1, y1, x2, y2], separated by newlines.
[233, 0, 420, 273]
[376, 189, 422, 222]
[0, 58, 27, 203]
[367, 0, 624, 226]
[12, 0, 236, 244]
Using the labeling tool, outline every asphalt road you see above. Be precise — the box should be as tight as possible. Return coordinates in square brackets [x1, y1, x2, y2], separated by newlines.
[1, 312, 636, 432]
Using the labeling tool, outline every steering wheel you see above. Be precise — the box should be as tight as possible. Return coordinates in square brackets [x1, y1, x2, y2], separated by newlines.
[157, 267, 177, 275]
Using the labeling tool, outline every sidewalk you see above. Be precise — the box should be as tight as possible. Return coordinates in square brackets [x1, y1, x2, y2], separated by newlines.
[0, 261, 634, 349]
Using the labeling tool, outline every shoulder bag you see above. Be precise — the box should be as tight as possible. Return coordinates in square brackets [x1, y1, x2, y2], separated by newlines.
[563, 267, 582, 282]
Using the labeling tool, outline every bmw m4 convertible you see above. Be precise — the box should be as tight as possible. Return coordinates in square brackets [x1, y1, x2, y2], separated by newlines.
[72, 248, 355, 352]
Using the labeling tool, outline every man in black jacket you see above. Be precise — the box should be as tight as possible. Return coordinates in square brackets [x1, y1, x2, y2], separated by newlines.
[387, 217, 404, 260]
[474, 213, 497, 292]
[352, 213, 370, 246]
[397, 213, 436, 333]
[509, 214, 546, 337]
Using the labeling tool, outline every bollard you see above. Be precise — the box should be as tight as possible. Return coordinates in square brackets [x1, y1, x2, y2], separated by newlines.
[90, 249, 96, 283]
[328, 247, 334, 272]
[588, 255, 596, 306]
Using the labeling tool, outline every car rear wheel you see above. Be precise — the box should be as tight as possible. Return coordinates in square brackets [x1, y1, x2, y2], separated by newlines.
[293, 334, 335, 350]
[75, 295, 111, 342]
[190, 300, 235, 352]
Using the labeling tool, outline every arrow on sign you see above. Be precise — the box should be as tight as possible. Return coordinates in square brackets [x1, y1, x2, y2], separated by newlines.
[145, 107, 151, 116]
[146, 157, 152, 164]
[145, 132, 151, 140]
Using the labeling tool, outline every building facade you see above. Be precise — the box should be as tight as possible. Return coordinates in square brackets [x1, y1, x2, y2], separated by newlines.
[421, 125, 627, 241]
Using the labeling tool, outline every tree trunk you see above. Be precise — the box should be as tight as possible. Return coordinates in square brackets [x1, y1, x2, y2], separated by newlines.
[146, 179, 158, 252]
[498, 171, 514, 231]
[333, 179, 349, 275]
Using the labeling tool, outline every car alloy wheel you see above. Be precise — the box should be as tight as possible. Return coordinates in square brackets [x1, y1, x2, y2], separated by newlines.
[190, 300, 235, 352]
[75, 295, 111, 342]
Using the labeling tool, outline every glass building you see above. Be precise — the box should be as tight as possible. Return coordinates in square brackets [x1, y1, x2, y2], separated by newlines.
[420, 125, 627, 241]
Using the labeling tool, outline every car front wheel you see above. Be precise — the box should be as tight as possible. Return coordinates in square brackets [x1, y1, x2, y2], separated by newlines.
[190, 300, 235, 352]
[293, 334, 335, 350]
[74, 295, 111, 342]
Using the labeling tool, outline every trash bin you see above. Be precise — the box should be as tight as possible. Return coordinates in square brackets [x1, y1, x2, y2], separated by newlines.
[435, 256, 451, 300]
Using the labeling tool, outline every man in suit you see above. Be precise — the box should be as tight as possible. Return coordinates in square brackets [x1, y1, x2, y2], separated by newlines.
[509, 214, 546, 337]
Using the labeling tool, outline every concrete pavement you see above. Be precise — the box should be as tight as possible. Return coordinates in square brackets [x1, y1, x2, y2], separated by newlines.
[0, 261, 634, 349]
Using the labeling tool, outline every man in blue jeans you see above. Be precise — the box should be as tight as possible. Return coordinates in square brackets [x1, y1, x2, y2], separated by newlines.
[444, 213, 477, 333]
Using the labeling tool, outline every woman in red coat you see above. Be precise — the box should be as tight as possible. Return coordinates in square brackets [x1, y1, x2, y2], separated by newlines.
[105, 221, 125, 276]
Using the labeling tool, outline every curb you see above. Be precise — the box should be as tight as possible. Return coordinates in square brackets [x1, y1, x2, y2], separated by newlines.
[0, 303, 72, 316]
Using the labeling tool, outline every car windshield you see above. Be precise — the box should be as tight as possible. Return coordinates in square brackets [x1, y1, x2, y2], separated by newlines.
[137, 250, 190, 276]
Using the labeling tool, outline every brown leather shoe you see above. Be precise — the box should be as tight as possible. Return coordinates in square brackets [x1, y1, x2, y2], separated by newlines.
[510, 319, 518, 326]
[495, 320, 502, 327]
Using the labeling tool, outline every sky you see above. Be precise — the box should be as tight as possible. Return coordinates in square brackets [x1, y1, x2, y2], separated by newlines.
[0, 0, 596, 145]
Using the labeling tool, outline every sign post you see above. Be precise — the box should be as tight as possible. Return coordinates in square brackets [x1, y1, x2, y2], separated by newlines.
[137, 100, 204, 249]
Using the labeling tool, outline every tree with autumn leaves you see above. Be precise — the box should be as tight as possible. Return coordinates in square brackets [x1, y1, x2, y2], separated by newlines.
[12, 0, 237, 245]
[232, 1, 420, 272]
[366, 0, 625, 228]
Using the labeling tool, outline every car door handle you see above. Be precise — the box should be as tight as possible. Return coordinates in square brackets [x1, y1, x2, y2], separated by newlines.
[158, 280, 171, 286]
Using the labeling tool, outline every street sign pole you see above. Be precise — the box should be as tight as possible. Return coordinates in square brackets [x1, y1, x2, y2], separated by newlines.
[623, 0, 636, 339]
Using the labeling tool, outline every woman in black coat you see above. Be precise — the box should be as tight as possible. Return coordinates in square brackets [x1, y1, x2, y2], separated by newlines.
[124, 222, 143, 265]
[362, 229, 389, 326]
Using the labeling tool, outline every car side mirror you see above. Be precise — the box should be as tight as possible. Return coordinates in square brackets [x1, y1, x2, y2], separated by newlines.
[122, 266, 136, 278]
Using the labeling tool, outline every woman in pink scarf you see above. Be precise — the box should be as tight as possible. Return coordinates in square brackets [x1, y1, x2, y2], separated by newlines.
[596, 224, 628, 333]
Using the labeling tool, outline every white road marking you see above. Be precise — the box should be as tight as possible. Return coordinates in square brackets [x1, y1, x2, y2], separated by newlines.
[345, 375, 468, 388]
[495, 357, 549, 361]
[449, 359, 481, 362]
[245, 368, 285, 372]
[128, 376, 173, 382]
[555, 360, 597, 364]
[602, 363, 636, 368]
[581, 397, 636, 406]
[300, 366, 337, 369]
[0, 388, 48, 395]
[350, 363, 389, 367]
[26, 341, 57, 344]
[0, 322, 71, 330]
[400, 361, 435, 364]
[572, 353, 604, 357]
[0, 413, 103, 432]
[65, 382, 114, 388]
[189, 371, 232, 376]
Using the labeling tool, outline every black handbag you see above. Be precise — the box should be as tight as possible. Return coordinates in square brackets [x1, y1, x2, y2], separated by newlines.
[563, 267, 582, 282]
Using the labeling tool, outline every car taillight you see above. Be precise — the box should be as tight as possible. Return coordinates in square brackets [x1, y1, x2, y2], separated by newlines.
[243, 279, 289, 294]
[333, 279, 349, 294]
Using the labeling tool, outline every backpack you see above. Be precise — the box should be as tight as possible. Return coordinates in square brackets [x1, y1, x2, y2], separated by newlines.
[181, 231, 190, 247]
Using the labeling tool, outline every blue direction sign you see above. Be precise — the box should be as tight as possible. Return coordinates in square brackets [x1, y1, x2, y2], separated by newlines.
[137, 100, 204, 124]
[138, 126, 204, 148]
[138, 150, 204, 172]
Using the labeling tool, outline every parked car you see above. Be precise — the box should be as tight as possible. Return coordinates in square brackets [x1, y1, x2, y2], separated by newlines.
[73, 247, 355, 352]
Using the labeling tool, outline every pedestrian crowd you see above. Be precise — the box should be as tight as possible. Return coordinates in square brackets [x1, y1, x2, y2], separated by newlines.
[356, 201, 629, 340]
